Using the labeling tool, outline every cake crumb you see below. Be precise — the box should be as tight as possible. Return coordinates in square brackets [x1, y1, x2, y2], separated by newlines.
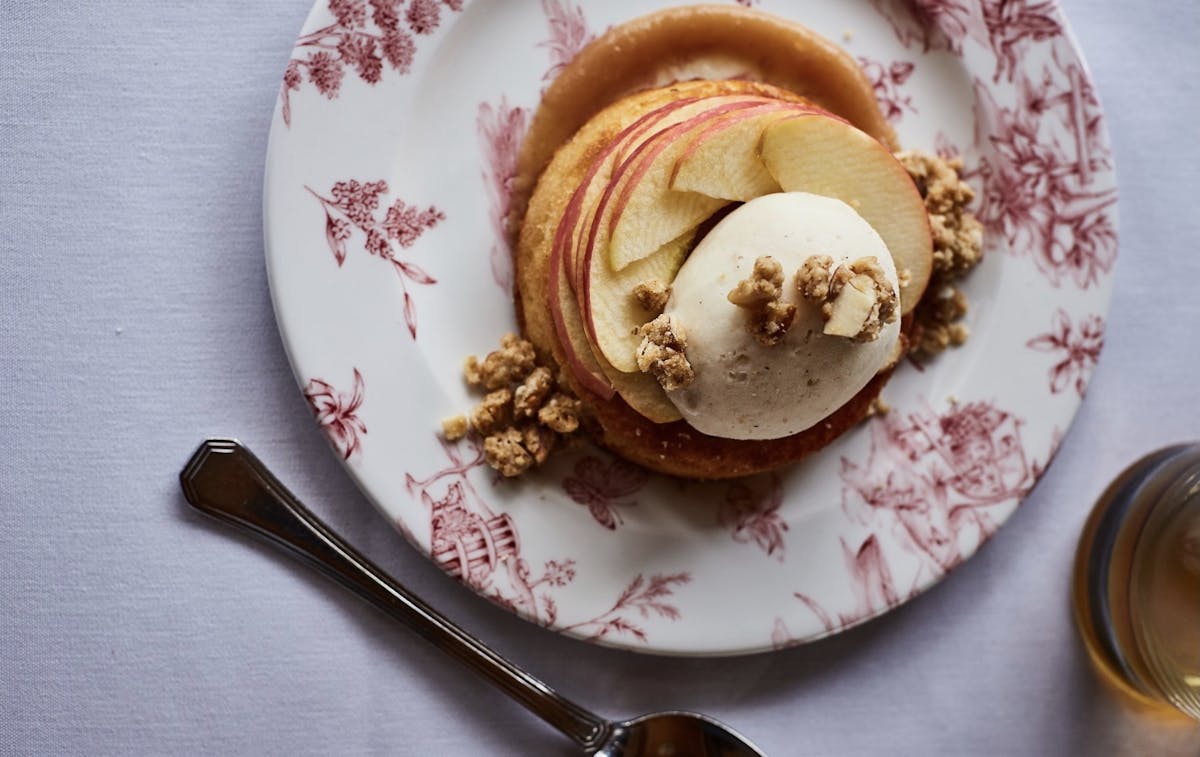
[636, 314, 695, 391]
[728, 256, 797, 346]
[866, 396, 890, 418]
[633, 279, 671, 315]
[441, 414, 469, 441]
[842, 30, 855, 42]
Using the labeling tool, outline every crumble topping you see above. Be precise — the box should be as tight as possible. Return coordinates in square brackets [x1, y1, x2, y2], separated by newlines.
[538, 393, 582, 434]
[796, 254, 835, 301]
[633, 279, 671, 315]
[897, 150, 985, 358]
[513, 366, 554, 418]
[464, 332, 537, 390]
[450, 333, 583, 477]
[636, 314, 695, 391]
[913, 285, 970, 355]
[484, 428, 536, 478]
[898, 150, 983, 278]
[727, 256, 797, 346]
[866, 396, 891, 418]
[470, 388, 513, 436]
[441, 414, 469, 441]
[796, 255, 897, 342]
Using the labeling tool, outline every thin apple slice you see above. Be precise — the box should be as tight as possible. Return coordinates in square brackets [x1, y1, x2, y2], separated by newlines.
[559, 96, 705, 296]
[547, 95, 777, 400]
[586, 228, 693, 372]
[550, 215, 681, 420]
[669, 104, 814, 201]
[548, 205, 615, 400]
[596, 354, 681, 423]
[759, 114, 933, 313]
[564, 95, 772, 296]
[605, 102, 781, 272]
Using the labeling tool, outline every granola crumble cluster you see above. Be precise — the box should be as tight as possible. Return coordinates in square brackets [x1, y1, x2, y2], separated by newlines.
[632, 278, 671, 315]
[897, 150, 985, 357]
[726, 256, 797, 346]
[635, 314, 695, 391]
[447, 333, 582, 477]
[795, 255, 898, 342]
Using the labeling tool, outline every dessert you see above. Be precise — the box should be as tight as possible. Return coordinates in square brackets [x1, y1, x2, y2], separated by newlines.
[456, 5, 982, 480]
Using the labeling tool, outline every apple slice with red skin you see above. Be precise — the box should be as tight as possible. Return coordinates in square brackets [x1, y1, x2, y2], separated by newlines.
[567, 96, 777, 295]
[759, 114, 934, 314]
[573, 103, 787, 369]
[581, 101, 799, 371]
[548, 193, 682, 420]
[549, 95, 773, 397]
[669, 104, 822, 201]
[602, 101, 783, 273]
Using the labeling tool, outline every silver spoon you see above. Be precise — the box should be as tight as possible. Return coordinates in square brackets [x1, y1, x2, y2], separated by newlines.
[180, 439, 765, 757]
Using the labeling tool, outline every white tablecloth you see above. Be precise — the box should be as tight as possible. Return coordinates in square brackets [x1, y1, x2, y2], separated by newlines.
[3, 1, 1199, 755]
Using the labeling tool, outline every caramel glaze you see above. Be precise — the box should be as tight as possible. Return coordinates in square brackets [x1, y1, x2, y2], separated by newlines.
[511, 6, 904, 479]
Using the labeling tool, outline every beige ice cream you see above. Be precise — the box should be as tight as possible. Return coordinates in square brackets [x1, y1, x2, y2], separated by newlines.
[664, 192, 901, 440]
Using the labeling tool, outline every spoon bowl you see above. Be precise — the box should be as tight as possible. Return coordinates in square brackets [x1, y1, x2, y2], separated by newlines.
[599, 712, 764, 756]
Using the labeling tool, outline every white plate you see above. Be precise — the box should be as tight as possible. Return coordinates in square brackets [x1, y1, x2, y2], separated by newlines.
[264, 0, 1117, 655]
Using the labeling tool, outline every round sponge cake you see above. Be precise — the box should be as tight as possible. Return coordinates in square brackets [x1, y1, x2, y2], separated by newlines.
[515, 79, 903, 479]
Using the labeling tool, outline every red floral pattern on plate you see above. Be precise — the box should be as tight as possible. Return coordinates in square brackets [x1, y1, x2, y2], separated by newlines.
[1027, 309, 1105, 397]
[560, 572, 691, 643]
[786, 400, 1047, 636]
[793, 535, 905, 634]
[719, 473, 788, 561]
[869, 0, 982, 54]
[539, 0, 595, 83]
[858, 57, 918, 124]
[304, 368, 366, 460]
[562, 454, 650, 530]
[280, 0, 462, 126]
[967, 54, 1116, 289]
[872, 0, 1059, 84]
[404, 438, 688, 643]
[981, 0, 1062, 83]
[476, 98, 529, 292]
[307, 179, 443, 338]
[842, 401, 1041, 579]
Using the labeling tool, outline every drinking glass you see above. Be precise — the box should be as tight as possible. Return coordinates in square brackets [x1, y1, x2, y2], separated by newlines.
[1072, 443, 1200, 719]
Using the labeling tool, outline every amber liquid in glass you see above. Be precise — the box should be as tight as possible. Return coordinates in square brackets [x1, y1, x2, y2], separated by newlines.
[1072, 444, 1200, 719]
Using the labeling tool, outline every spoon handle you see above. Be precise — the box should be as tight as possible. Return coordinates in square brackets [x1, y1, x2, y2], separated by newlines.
[180, 439, 610, 750]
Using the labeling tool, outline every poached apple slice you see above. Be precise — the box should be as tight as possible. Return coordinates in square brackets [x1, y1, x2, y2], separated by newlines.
[759, 114, 933, 313]
[549, 94, 779, 395]
[586, 227, 694, 374]
[569, 97, 774, 293]
[549, 207, 681, 420]
[604, 101, 784, 273]
[669, 103, 817, 201]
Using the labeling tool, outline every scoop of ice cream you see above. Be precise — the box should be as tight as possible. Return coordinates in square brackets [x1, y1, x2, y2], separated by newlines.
[663, 192, 900, 440]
